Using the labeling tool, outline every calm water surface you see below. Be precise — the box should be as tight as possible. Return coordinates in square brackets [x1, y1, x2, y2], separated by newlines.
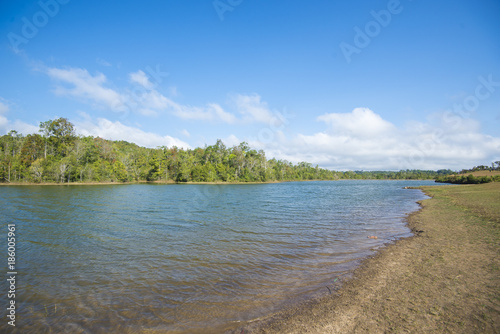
[0, 180, 436, 333]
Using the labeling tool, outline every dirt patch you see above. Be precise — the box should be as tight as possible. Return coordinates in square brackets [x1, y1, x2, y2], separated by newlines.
[238, 183, 500, 333]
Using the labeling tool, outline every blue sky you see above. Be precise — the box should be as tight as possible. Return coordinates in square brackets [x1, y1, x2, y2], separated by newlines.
[1, 0, 499, 170]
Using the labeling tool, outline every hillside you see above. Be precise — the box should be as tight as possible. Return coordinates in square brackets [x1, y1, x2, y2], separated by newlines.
[436, 168, 500, 184]
[453, 170, 500, 177]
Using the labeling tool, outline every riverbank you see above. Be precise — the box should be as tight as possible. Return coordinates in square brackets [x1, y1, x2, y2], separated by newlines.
[243, 182, 500, 333]
[0, 179, 440, 186]
[0, 179, 327, 186]
[0, 180, 283, 186]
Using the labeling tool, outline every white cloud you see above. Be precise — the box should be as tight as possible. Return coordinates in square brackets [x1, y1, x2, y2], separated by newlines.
[167, 100, 237, 123]
[0, 100, 9, 131]
[317, 107, 395, 138]
[254, 108, 500, 171]
[137, 108, 159, 117]
[126, 71, 235, 122]
[163, 93, 283, 124]
[0, 98, 39, 135]
[140, 90, 170, 110]
[96, 58, 112, 67]
[0, 116, 8, 132]
[47, 67, 126, 111]
[45, 66, 240, 123]
[129, 70, 154, 89]
[40, 66, 499, 171]
[232, 93, 276, 124]
[0, 99, 9, 114]
[75, 118, 190, 149]
[0, 118, 39, 136]
[223, 134, 242, 147]
[168, 102, 213, 121]
[207, 103, 237, 124]
[11, 120, 39, 135]
[168, 86, 179, 97]
[45, 67, 276, 125]
[131, 90, 171, 116]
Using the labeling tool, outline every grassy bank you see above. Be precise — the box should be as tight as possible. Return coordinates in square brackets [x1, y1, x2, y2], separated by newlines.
[436, 170, 500, 184]
[247, 183, 500, 333]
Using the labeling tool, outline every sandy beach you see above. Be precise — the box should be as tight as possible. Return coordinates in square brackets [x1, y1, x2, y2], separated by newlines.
[240, 183, 500, 333]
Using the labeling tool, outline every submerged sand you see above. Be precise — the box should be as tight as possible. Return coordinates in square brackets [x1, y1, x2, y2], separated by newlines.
[236, 183, 500, 333]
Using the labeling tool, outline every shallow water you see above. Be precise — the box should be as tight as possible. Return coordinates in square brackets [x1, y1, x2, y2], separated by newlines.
[0, 180, 436, 333]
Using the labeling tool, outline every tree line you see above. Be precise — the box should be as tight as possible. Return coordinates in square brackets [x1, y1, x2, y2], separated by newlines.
[0, 118, 452, 184]
[458, 163, 500, 173]
[435, 163, 500, 184]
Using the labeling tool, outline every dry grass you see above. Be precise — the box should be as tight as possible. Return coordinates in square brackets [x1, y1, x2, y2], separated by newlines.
[453, 170, 500, 177]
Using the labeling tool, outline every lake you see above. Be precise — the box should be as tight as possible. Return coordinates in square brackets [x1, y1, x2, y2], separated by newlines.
[0, 180, 437, 333]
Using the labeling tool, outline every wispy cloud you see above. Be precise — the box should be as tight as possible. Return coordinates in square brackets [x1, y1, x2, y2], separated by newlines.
[0, 104, 189, 149]
[231, 93, 276, 124]
[129, 70, 154, 89]
[254, 108, 500, 170]
[0, 99, 9, 114]
[45, 66, 244, 123]
[47, 67, 126, 111]
[44, 66, 288, 127]
[75, 117, 190, 149]
[0, 98, 39, 135]
[96, 58, 112, 67]
[0, 99, 9, 130]
[169, 95, 281, 124]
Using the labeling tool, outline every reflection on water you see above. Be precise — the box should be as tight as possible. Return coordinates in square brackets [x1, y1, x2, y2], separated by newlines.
[0, 180, 434, 333]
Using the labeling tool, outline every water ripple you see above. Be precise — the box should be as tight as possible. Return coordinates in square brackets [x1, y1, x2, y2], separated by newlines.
[0, 180, 435, 333]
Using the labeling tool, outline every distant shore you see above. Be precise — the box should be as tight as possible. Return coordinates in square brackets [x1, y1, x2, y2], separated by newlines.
[0, 178, 441, 186]
[242, 183, 500, 333]
[0, 179, 311, 186]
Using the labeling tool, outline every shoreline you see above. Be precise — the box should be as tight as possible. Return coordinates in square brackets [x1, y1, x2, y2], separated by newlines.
[239, 183, 500, 333]
[0, 180, 287, 186]
[0, 179, 437, 186]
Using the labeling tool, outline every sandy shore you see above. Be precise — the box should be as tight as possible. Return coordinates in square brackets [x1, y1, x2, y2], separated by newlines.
[237, 183, 500, 333]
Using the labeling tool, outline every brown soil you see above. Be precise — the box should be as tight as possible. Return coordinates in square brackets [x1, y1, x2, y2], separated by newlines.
[238, 183, 500, 333]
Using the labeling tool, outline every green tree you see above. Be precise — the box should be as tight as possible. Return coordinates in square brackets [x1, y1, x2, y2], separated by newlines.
[113, 161, 129, 182]
[29, 158, 44, 182]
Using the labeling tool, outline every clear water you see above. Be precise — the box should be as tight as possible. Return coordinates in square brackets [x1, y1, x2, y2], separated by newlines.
[0, 180, 436, 333]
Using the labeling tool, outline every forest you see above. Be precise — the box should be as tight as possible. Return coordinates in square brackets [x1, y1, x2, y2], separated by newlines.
[0, 118, 452, 184]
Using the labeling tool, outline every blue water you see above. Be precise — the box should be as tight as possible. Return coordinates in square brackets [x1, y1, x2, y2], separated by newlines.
[0, 180, 436, 333]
